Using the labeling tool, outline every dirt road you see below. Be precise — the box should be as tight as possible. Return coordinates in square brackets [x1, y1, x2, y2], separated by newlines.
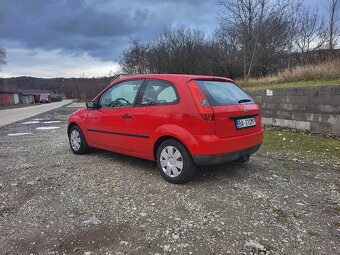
[0, 100, 73, 128]
[0, 106, 339, 255]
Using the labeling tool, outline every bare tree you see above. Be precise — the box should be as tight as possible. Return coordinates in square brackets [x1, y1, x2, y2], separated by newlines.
[0, 48, 6, 91]
[0, 48, 6, 71]
[119, 37, 150, 74]
[214, 22, 243, 77]
[286, 0, 304, 69]
[119, 1, 339, 80]
[327, 0, 339, 49]
[294, 8, 326, 53]
[218, 0, 293, 79]
[120, 26, 211, 75]
[218, 0, 269, 79]
[255, 13, 290, 75]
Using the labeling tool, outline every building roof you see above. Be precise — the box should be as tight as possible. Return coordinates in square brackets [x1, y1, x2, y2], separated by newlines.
[0, 88, 50, 95]
[0, 87, 19, 94]
[18, 89, 50, 95]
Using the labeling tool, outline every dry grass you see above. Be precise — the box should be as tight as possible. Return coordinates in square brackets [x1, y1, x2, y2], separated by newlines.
[237, 59, 340, 89]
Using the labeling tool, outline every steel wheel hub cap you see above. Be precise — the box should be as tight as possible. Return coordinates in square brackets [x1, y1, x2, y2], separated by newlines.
[70, 130, 81, 151]
[160, 146, 183, 177]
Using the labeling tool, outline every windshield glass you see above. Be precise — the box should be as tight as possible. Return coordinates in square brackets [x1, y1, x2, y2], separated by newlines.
[40, 95, 48, 99]
[195, 80, 253, 106]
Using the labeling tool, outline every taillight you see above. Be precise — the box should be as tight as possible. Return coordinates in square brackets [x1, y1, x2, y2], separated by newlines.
[188, 81, 215, 121]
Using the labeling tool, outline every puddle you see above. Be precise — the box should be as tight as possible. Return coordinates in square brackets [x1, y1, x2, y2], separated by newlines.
[43, 121, 61, 124]
[36, 126, 60, 130]
[8, 132, 32, 136]
[22, 121, 40, 124]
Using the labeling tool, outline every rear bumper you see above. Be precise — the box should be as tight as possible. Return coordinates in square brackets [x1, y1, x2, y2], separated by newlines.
[192, 144, 261, 166]
[190, 128, 263, 166]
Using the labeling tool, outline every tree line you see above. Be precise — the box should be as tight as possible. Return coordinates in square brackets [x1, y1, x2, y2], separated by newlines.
[0, 76, 114, 100]
[120, 0, 340, 80]
[0, 48, 5, 89]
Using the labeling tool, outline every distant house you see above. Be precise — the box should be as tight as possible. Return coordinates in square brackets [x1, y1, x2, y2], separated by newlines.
[19, 89, 50, 103]
[0, 88, 50, 106]
[0, 88, 23, 106]
[22, 94, 34, 104]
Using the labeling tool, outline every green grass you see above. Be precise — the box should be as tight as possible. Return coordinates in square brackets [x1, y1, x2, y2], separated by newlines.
[272, 208, 288, 222]
[0, 103, 38, 110]
[307, 229, 320, 237]
[333, 222, 340, 227]
[324, 204, 340, 215]
[240, 79, 340, 90]
[259, 240, 273, 251]
[263, 129, 340, 161]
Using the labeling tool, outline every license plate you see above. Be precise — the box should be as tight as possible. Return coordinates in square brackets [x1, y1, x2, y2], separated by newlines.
[236, 117, 256, 129]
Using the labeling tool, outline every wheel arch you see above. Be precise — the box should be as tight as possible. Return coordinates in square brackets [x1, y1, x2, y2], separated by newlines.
[152, 125, 199, 160]
[153, 136, 181, 160]
[67, 122, 78, 135]
[67, 116, 88, 140]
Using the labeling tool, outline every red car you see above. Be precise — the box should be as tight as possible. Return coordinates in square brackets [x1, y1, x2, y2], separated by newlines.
[68, 74, 263, 183]
[40, 94, 51, 103]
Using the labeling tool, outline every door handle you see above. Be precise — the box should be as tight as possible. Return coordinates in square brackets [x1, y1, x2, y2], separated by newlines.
[122, 114, 132, 119]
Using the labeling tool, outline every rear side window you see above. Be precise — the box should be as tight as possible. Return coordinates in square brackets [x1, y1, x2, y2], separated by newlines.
[139, 80, 178, 106]
[195, 80, 253, 106]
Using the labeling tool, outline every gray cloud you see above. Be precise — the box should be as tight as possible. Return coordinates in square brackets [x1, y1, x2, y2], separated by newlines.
[0, 0, 217, 60]
[0, 0, 327, 78]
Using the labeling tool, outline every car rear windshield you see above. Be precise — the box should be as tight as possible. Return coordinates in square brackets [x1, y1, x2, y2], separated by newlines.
[195, 80, 253, 106]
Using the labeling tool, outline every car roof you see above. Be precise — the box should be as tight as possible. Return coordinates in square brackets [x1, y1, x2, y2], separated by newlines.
[113, 74, 235, 85]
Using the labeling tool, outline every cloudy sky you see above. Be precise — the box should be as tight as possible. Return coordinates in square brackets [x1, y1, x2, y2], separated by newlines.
[0, 0, 326, 78]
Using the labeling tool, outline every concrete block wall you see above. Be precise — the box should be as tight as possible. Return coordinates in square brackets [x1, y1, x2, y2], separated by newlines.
[246, 85, 340, 136]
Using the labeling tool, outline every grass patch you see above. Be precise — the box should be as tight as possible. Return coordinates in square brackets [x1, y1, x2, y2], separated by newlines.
[307, 229, 320, 237]
[259, 240, 273, 251]
[237, 59, 340, 90]
[292, 212, 303, 220]
[333, 222, 340, 227]
[241, 79, 340, 90]
[324, 205, 340, 215]
[263, 129, 340, 161]
[0, 103, 38, 110]
[272, 208, 287, 222]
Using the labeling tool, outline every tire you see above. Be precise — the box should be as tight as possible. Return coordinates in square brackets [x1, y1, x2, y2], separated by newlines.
[68, 125, 90, 154]
[156, 139, 196, 184]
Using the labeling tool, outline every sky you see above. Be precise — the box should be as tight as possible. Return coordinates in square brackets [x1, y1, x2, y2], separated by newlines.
[0, 0, 327, 78]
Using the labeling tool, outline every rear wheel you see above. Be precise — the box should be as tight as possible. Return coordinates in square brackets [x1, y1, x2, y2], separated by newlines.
[157, 139, 196, 184]
[69, 125, 89, 154]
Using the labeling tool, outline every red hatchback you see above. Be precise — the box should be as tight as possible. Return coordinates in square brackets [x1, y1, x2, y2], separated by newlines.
[68, 74, 263, 183]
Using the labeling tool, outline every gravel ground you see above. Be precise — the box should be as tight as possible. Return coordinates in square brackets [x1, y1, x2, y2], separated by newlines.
[0, 107, 339, 255]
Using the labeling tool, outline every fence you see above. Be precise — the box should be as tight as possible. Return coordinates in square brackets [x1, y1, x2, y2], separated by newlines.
[246, 85, 340, 136]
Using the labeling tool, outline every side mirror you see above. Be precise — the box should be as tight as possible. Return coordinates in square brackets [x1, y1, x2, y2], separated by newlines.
[86, 101, 95, 109]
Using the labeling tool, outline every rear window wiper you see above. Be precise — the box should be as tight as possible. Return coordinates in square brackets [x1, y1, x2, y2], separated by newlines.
[238, 99, 252, 104]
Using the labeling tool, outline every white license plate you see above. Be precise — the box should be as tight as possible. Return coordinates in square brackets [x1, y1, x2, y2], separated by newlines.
[236, 117, 256, 129]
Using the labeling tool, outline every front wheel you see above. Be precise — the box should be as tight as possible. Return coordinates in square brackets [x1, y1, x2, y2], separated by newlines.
[157, 139, 196, 184]
[68, 125, 90, 154]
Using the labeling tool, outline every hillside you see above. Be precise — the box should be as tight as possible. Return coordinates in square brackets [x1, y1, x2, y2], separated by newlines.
[2, 59, 340, 99]
[0, 76, 115, 99]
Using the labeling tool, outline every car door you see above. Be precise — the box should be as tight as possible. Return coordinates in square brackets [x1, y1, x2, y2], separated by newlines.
[131, 79, 180, 155]
[86, 79, 144, 152]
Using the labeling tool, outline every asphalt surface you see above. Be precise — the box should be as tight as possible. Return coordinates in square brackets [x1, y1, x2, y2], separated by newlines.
[0, 100, 73, 128]
[0, 106, 339, 255]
